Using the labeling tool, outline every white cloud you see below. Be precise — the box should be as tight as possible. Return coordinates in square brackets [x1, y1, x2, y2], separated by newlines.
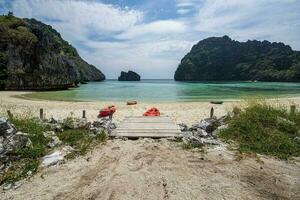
[11, 0, 143, 41]
[194, 0, 300, 48]
[116, 20, 186, 40]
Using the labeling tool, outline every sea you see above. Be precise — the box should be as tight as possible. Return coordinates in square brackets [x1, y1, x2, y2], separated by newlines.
[26, 79, 300, 102]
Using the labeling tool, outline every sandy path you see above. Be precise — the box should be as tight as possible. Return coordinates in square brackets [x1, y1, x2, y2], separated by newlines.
[1, 139, 299, 200]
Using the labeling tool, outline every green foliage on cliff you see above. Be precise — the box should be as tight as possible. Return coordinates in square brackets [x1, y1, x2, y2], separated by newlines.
[175, 36, 300, 82]
[0, 14, 105, 90]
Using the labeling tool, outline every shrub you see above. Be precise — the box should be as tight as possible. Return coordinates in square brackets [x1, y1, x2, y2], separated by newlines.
[220, 101, 300, 159]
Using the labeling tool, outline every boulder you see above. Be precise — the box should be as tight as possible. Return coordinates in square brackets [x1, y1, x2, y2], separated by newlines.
[118, 71, 140, 81]
[43, 131, 62, 148]
[64, 118, 90, 129]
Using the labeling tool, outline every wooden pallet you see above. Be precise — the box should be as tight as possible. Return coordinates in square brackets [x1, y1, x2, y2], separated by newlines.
[111, 116, 181, 138]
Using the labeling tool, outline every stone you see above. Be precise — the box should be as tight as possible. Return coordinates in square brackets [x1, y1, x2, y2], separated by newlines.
[200, 138, 220, 145]
[0, 117, 17, 137]
[2, 183, 12, 190]
[43, 131, 62, 148]
[64, 118, 90, 129]
[194, 128, 208, 138]
[178, 123, 188, 132]
[13, 181, 22, 189]
[196, 117, 218, 133]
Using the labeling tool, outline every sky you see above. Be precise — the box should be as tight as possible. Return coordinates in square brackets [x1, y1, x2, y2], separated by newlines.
[1, 0, 300, 79]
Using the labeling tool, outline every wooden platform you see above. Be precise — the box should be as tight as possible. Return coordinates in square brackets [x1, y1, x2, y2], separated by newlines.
[111, 116, 181, 138]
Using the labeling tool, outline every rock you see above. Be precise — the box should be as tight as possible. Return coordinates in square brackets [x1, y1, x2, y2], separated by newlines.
[64, 118, 90, 129]
[92, 118, 116, 134]
[183, 135, 203, 146]
[178, 123, 188, 132]
[1, 15, 105, 90]
[194, 117, 218, 133]
[42, 151, 64, 167]
[200, 138, 220, 145]
[118, 70, 140, 81]
[13, 181, 22, 189]
[43, 131, 62, 148]
[0, 117, 17, 137]
[2, 183, 12, 190]
[194, 128, 208, 138]
[212, 124, 228, 138]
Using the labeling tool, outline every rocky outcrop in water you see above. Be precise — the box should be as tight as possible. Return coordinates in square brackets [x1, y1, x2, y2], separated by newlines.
[118, 70, 140, 81]
[175, 36, 300, 82]
[0, 14, 105, 90]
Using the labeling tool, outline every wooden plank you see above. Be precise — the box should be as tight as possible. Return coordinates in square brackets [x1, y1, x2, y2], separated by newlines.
[112, 116, 180, 138]
[117, 124, 179, 128]
[113, 129, 180, 133]
[110, 132, 180, 138]
[124, 119, 173, 123]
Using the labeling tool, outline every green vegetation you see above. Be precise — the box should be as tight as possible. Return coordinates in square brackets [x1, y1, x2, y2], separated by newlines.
[0, 13, 105, 90]
[1, 117, 50, 184]
[1, 116, 107, 185]
[57, 129, 107, 158]
[220, 101, 300, 159]
[175, 35, 300, 82]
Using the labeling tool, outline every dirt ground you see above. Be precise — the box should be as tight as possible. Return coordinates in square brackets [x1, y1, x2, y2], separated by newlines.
[1, 138, 299, 200]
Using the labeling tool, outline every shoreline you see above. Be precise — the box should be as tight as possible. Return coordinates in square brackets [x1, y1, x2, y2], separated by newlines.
[1, 91, 300, 125]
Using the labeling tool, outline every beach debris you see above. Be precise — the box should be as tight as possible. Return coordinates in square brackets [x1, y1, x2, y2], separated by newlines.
[43, 131, 62, 148]
[127, 101, 137, 105]
[180, 114, 230, 146]
[41, 151, 64, 167]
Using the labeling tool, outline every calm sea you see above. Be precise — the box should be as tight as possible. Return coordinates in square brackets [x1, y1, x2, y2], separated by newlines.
[27, 80, 300, 102]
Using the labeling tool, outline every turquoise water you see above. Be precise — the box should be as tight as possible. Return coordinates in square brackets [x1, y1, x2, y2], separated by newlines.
[27, 80, 300, 102]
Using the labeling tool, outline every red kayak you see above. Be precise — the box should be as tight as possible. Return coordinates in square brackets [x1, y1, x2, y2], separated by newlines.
[143, 107, 160, 116]
[99, 105, 116, 117]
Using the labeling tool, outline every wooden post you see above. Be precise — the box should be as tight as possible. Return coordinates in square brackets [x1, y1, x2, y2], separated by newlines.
[210, 107, 214, 118]
[7, 110, 13, 119]
[40, 108, 44, 119]
[82, 110, 86, 118]
[290, 104, 296, 114]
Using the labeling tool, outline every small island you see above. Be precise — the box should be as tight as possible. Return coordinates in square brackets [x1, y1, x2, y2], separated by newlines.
[118, 70, 140, 81]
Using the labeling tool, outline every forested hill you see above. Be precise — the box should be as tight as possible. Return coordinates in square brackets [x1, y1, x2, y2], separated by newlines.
[174, 36, 300, 82]
[0, 13, 105, 90]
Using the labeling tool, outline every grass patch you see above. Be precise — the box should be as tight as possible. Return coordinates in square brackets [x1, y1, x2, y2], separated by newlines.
[57, 129, 107, 158]
[181, 142, 203, 150]
[219, 101, 300, 159]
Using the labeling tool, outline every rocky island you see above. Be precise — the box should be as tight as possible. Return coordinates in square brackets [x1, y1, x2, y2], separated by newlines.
[174, 36, 300, 82]
[0, 14, 105, 90]
[118, 70, 140, 81]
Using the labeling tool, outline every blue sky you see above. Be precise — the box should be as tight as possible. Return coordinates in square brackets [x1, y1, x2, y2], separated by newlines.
[1, 0, 300, 79]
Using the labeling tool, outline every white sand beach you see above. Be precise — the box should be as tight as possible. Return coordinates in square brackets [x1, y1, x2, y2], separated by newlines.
[1, 91, 300, 125]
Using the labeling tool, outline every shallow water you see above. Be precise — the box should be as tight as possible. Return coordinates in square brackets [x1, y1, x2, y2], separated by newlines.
[26, 80, 300, 102]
